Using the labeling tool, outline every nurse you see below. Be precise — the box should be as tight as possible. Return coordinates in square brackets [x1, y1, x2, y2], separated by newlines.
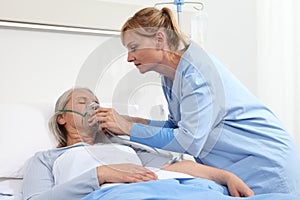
[96, 7, 300, 195]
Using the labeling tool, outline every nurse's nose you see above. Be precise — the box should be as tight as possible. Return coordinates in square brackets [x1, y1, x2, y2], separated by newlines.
[127, 51, 135, 62]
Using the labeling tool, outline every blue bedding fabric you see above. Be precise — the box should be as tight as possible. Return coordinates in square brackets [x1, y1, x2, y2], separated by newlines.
[82, 178, 300, 200]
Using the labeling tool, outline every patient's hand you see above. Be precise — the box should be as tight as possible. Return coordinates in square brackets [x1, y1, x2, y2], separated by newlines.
[96, 164, 158, 185]
[225, 173, 255, 197]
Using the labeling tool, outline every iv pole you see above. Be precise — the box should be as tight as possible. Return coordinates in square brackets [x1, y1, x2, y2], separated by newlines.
[155, 0, 204, 27]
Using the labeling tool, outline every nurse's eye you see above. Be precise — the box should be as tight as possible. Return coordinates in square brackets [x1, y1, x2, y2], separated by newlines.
[130, 45, 138, 52]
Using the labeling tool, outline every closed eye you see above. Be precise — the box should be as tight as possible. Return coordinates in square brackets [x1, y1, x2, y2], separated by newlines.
[129, 44, 138, 52]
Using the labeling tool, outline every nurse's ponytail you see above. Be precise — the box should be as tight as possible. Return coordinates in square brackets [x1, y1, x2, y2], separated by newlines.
[121, 7, 189, 52]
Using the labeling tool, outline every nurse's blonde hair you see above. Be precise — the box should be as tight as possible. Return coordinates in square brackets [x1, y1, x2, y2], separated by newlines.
[121, 7, 189, 52]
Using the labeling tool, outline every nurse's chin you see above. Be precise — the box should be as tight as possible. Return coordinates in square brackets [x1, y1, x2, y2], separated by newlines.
[137, 67, 148, 74]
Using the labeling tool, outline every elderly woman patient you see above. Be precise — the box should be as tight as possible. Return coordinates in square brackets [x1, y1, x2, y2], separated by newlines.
[22, 87, 253, 200]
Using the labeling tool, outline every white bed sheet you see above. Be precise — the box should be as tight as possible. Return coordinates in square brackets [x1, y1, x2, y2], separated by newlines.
[0, 178, 22, 200]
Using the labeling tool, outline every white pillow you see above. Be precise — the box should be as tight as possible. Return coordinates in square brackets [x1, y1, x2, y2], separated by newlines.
[0, 104, 56, 178]
[53, 143, 142, 185]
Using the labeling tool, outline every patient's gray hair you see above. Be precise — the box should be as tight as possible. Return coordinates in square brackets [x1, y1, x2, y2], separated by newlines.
[48, 87, 94, 148]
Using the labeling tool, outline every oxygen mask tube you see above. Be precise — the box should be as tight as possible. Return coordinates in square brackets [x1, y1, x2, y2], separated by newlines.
[102, 113, 184, 166]
[59, 102, 183, 165]
[86, 103, 184, 165]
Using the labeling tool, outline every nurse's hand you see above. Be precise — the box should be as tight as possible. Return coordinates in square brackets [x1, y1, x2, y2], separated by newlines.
[97, 164, 158, 185]
[88, 107, 133, 135]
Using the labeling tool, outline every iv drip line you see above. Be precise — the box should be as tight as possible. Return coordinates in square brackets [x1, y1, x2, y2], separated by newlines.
[154, 0, 204, 27]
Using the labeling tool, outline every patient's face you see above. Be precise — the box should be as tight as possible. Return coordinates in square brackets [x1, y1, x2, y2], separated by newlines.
[63, 89, 99, 143]
[70, 90, 99, 116]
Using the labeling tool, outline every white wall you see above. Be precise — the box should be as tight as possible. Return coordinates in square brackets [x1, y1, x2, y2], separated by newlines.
[0, 0, 142, 31]
[0, 27, 106, 104]
[104, 0, 258, 94]
[0, 0, 257, 99]
[1, 0, 298, 149]
[0, 27, 167, 119]
[200, 0, 257, 94]
[0, 0, 258, 119]
[0, 0, 168, 119]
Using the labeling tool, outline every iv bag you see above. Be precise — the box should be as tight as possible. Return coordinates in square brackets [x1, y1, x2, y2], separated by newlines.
[191, 10, 208, 46]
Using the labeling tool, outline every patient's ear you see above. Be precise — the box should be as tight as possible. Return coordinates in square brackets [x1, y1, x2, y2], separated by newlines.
[57, 114, 66, 125]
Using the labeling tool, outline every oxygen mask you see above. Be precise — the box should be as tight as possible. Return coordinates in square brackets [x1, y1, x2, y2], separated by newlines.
[59, 102, 101, 133]
[82, 102, 101, 133]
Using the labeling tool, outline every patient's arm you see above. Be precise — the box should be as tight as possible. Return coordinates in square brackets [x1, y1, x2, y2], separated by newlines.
[23, 152, 157, 200]
[162, 160, 254, 197]
[97, 163, 158, 185]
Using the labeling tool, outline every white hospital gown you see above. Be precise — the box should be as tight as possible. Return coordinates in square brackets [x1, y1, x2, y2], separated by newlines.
[22, 142, 172, 200]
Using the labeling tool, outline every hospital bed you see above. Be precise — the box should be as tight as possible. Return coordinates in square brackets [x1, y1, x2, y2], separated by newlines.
[0, 103, 56, 199]
[1, 103, 300, 200]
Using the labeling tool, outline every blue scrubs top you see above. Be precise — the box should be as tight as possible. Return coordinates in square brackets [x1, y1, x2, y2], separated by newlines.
[130, 42, 300, 195]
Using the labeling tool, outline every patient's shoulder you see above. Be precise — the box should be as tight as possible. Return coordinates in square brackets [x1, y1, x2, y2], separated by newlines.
[33, 144, 82, 164]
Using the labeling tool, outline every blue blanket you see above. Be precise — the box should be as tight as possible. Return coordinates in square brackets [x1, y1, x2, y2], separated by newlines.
[83, 178, 300, 200]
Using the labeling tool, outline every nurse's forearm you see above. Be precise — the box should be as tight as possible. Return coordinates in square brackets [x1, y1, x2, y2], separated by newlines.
[162, 160, 229, 184]
[122, 115, 148, 125]
[162, 160, 254, 197]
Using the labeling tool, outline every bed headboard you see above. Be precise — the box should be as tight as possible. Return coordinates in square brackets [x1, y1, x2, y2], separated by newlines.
[0, 103, 56, 178]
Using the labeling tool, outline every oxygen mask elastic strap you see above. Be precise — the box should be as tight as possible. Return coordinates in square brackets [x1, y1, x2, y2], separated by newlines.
[58, 102, 100, 117]
[58, 109, 86, 117]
